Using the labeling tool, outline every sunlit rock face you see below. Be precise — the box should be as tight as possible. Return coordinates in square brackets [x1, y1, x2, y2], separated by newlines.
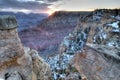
[0, 15, 52, 80]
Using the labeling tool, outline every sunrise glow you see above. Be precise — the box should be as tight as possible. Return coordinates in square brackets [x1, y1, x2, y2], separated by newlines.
[46, 9, 55, 15]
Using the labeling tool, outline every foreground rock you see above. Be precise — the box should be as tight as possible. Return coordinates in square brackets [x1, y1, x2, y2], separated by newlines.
[0, 15, 52, 80]
[76, 44, 120, 80]
[24, 47, 52, 80]
[59, 9, 120, 80]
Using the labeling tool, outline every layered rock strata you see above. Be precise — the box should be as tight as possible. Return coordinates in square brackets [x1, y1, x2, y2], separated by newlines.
[0, 15, 52, 80]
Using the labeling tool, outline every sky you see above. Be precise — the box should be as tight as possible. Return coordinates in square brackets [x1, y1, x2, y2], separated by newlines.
[0, 0, 120, 15]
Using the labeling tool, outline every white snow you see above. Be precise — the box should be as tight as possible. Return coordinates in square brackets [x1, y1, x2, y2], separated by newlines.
[93, 15, 101, 21]
[111, 16, 115, 18]
[102, 32, 107, 39]
[115, 16, 120, 20]
[63, 37, 70, 47]
[53, 72, 58, 80]
[108, 21, 119, 28]
[107, 41, 119, 47]
[45, 54, 74, 80]
[60, 74, 66, 78]
[81, 32, 87, 39]
[107, 42, 114, 46]
[112, 29, 120, 32]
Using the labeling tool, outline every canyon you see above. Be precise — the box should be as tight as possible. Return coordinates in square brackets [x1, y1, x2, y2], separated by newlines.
[0, 9, 120, 80]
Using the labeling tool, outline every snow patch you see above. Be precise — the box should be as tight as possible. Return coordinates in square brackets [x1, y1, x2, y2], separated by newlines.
[115, 16, 120, 20]
[62, 36, 70, 47]
[45, 54, 74, 80]
[112, 29, 120, 33]
[108, 21, 119, 28]
[107, 41, 119, 47]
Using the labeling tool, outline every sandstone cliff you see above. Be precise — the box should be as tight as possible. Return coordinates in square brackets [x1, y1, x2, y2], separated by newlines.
[0, 15, 52, 80]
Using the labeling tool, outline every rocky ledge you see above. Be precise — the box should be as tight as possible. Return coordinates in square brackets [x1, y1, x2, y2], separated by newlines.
[0, 15, 52, 80]
[77, 44, 120, 80]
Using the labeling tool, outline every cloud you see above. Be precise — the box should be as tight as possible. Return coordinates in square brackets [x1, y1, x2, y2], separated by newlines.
[0, 0, 52, 13]
[49, 0, 120, 11]
[0, 0, 119, 13]
[35, 0, 59, 2]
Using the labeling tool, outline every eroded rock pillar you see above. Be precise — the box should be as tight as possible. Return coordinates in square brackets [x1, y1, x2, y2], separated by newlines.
[0, 15, 32, 80]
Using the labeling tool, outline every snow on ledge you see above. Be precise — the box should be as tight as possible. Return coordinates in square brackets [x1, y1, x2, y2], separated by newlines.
[107, 21, 119, 28]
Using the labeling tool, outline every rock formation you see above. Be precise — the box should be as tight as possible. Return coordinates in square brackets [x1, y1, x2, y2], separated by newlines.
[59, 9, 120, 80]
[77, 44, 120, 80]
[0, 15, 52, 80]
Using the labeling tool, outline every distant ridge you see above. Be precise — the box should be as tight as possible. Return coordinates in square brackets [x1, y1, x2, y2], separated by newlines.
[0, 11, 48, 32]
[37, 11, 91, 29]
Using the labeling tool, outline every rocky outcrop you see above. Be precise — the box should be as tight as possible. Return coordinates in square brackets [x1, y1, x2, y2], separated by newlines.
[76, 44, 120, 80]
[0, 16, 18, 29]
[75, 9, 120, 46]
[0, 15, 52, 80]
[24, 47, 52, 80]
[76, 9, 120, 80]
[59, 9, 120, 80]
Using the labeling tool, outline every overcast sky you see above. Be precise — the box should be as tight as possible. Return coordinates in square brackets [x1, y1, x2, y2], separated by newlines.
[0, 0, 120, 14]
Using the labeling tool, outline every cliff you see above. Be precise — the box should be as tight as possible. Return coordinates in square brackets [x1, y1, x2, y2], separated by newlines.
[36, 9, 120, 80]
[57, 9, 120, 80]
[19, 11, 90, 56]
[0, 15, 52, 80]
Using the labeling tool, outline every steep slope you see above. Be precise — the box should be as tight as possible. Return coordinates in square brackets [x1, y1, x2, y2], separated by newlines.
[47, 9, 120, 80]
[78, 9, 120, 46]
[19, 11, 90, 57]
